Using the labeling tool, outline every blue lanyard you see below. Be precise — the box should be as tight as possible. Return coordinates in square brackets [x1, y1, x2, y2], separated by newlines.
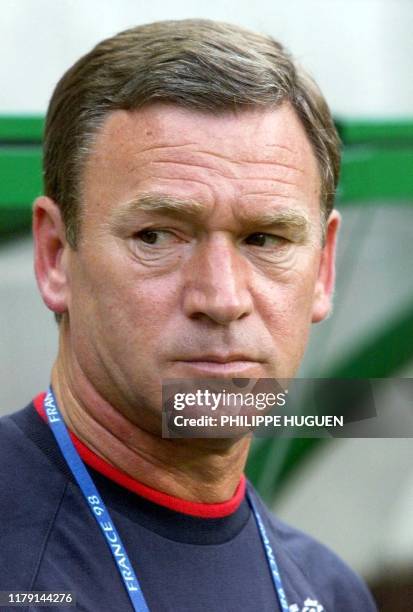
[43, 387, 289, 612]
[247, 493, 290, 611]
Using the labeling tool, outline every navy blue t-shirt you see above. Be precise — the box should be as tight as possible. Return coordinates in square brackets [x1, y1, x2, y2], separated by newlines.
[0, 402, 377, 611]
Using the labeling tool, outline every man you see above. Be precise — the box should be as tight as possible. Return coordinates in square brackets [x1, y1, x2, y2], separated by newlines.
[0, 19, 376, 611]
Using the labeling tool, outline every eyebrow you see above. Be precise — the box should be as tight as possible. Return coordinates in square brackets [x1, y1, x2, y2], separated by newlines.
[109, 192, 312, 241]
[109, 193, 205, 231]
[237, 208, 311, 240]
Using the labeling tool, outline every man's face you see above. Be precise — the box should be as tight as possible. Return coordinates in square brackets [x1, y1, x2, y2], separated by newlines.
[61, 102, 338, 430]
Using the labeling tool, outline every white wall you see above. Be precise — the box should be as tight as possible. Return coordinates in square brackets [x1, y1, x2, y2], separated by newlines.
[274, 437, 413, 580]
[1, 0, 413, 117]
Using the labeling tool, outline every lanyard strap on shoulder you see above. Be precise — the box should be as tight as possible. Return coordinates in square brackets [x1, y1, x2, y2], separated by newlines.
[44, 388, 149, 612]
[247, 491, 290, 611]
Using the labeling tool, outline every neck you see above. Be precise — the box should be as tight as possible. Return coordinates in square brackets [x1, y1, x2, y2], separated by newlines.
[50, 352, 251, 505]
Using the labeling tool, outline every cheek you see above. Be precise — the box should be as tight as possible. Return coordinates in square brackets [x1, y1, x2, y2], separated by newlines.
[254, 262, 319, 368]
[69, 249, 180, 359]
[261, 283, 314, 340]
[258, 255, 318, 322]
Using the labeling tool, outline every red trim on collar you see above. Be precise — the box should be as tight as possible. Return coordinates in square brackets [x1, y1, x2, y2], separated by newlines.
[33, 392, 246, 518]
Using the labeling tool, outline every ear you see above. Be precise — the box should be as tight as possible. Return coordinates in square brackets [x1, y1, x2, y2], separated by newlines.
[311, 209, 341, 323]
[33, 196, 70, 314]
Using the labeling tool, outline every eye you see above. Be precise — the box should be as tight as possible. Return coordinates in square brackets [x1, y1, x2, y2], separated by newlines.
[135, 229, 176, 245]
[244, 232, 286, 248]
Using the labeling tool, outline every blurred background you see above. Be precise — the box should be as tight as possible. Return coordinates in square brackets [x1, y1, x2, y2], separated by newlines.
[1, 1, 412, 609]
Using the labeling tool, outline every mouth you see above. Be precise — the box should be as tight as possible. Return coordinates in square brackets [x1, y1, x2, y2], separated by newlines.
[175, 355, 262, 375]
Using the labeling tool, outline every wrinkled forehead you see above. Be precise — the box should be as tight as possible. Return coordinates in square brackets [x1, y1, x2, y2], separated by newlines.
[88, 102, 319, 170]
[81, 102, 322, 225]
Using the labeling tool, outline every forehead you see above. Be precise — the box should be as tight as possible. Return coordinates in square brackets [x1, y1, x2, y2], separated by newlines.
[82, 102, 321, 222]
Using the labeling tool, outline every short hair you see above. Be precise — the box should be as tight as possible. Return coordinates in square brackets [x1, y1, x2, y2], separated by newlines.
[43, 18, 341, 248]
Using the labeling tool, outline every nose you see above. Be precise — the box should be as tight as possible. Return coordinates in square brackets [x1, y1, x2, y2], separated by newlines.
[182, 235, 253, 325]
